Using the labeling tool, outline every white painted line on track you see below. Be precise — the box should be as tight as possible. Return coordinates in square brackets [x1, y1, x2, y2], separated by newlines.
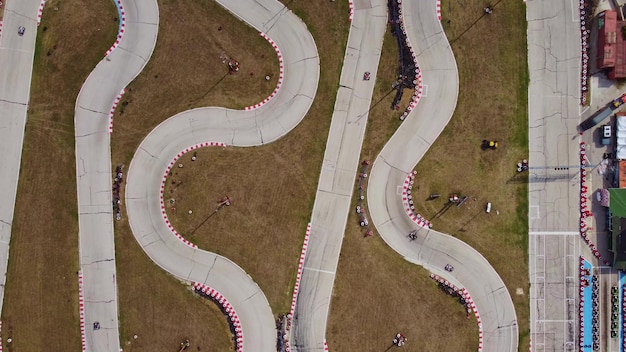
[303, 267, 335, 275]
[571, 0, 580, 22]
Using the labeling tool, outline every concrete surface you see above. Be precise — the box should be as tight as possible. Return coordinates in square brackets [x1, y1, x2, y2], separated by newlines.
[74, 0, 159, 350]
[0, 0, 41, 315]
[527, 0, 589, 350]
[123, 0, 319, 350]
[367, 1, 519, 352]
[290, 0, 387, 349]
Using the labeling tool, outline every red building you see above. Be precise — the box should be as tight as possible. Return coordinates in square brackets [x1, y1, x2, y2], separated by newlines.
[597, 10, 626, 79]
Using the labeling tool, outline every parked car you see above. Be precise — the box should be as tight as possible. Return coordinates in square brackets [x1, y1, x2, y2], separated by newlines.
[601, 124, 612, 145]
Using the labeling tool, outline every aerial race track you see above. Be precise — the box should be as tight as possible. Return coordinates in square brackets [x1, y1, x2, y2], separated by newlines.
[367, 1, 519, 351]
[0, 0, 521, 352]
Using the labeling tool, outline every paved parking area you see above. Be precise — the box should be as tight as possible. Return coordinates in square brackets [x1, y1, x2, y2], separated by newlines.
[530, 232, 580, 351]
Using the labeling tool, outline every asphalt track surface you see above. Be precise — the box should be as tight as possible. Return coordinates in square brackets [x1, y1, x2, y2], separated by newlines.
[74, 0, 159, 350]
[527, 1, 586, 350]
[290, 0, 387, 349]
[123, 0, 319, 350]
[0, 0, 41, 316]
[0, 0, 518, 351]
[367, 1, 519, 352]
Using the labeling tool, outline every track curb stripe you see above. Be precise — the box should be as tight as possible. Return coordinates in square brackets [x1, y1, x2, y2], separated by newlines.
[193, 282, 244, 351]
[160, 142, 227, 249]
[243, 32, 284, 111]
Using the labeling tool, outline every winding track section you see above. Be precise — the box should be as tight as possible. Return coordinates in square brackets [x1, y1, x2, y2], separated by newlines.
[367, 1, 519, 352]
[74, 0, 158, 350]
[71, 0, 518, 351]
[122, 0, 319, 350]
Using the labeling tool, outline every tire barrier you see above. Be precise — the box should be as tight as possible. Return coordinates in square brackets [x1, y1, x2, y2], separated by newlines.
[429, 274, 483, 351]
[108, 88, 126, 134]
[622, 284, 626, 350]
[436, 0, 442, 21]
[394, 0, 424, 121]
[78, 271, 87, 352]
[579, 0, 591, 105]
[576, 260, 600, 350]
[192, 282, 243, 352]
[356, 161, 373, 237]
[610, 285, 620, 339]
[243, 32, 284, 111]
[591, 274, 599, 350]
[36, 0, 48, 26]
[112, 164, 124, 221]
[401, 171, 433, 229]
[105, 0, 126, 57]
[160, 142, 228, 249]
[579, 256, 590, 350]
[348, 0, 354, 22]
[579, 142, 611, 265]
[429, 273, 463, 295]
[461, 288, 484, 352]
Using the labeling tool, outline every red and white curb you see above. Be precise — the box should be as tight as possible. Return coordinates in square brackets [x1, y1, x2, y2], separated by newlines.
[461, 288, 483, 352]
[324, 340, 329, 351]
[397, 0, 424, 121]
[436, 0, 442, 21]
[430, 273, 462, 294]
[78, 271, 87, 351]
[105, 0, 126, 56]
[401, 171, 433, 228]
[348, 0, 354, 22]
[108, 88, 126, 134]
[578, 142, 610, 265]
[193, 282, 243, 352]
[160, 142, 227, 249]
[290, 223, 311, 315]
[0, 21, 3, 42]
[283, 224, 312, 351]
[36, 0, 48, 26]
[0, 320, 3, 351]
[244, 32, 284, 111]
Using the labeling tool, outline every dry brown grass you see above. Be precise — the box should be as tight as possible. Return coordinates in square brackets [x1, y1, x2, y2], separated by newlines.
[118, 1, 527, 352]
[110, 1, 351, 350]
[0, 0, 117, 350]
[111, 0, 283, 349]
[421, 2, 530, 348]
[326, 28, 479, 351]
[157, 1, 351, 315]
[327, 1, 530, 350]
[111, 0, 279, 162]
